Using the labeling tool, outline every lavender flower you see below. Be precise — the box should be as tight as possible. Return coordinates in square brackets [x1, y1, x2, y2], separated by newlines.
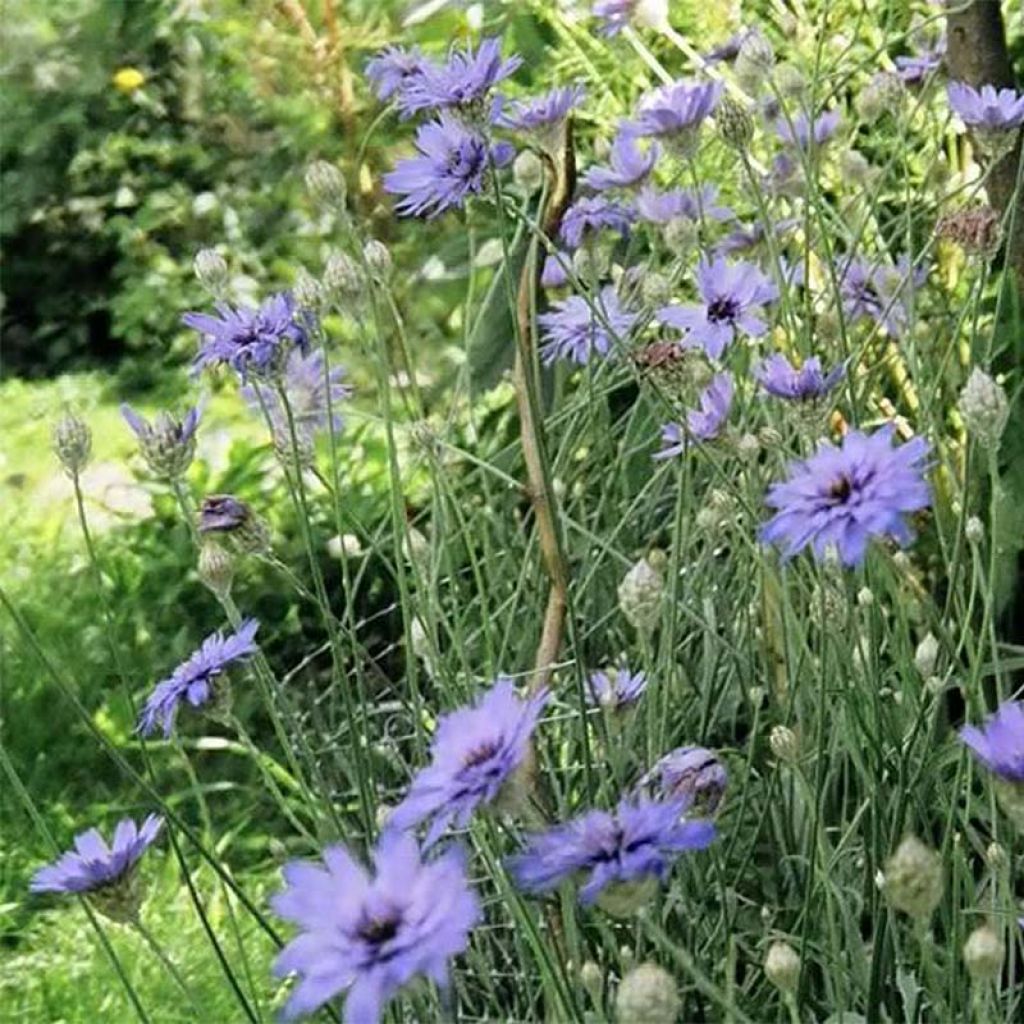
[139, 619, 260, 736]
[703, 30, 752, 65]
[386, 678, 548, 846]
[560, 195, 634, 249]
[754, 354, 844, 401]
[637, 746, 727, 814]
[538, 285, 638, 365]
[366, 46, 429, 103]
[947, 82, 1024, 131]
[630, 80, 722, 141]
[636, 185, 733, 224]
[654, 372, 733, 458]
[775, 109, 841, 148]
[584, 127, 659, 191]
[508, 796, 716, 910]
[184, 294, 308, 380]
[761, 425, 931, 566]
[396, 37, 521, 119]
[838, 254, 925, 339]
[961, 702, 1024, 782]
[500, 85, 585, 133]
[271, 832, 479, 1023]
[541, 251, 571, 288]
[586, 668, 648, 711]
[121, 403, 201, 479]
[384, 113, 514, 219]
[895, 50, 942, 85]
[657, 256, 777, 358]
[593, 0, 669, 36]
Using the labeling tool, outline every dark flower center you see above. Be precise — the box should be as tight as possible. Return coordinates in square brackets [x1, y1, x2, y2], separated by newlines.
[707, 296, 740, 324]
[827, 474, 853, 504]
[359, 913, 400, 946]
[462, 740, 500, 768]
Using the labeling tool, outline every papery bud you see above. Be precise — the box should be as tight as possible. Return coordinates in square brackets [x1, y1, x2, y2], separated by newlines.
[571, 245, 610, 282]
[716, 95, 754, 150]
[597, 875, 659, 918]
[363, 239, 392, 280]
[770, 725, 799, 764]
[197, 540, 234, 600]
[403, 527, 431, 575]
[513, 150, 545, 196]
[883, 835, 943, 918]
[958, 368, 1009, 447]
[662, 215, 698, 254]
[618, 551, 666, 635]
[764, 941, 801, 992]
[936, 206, 1001, 259]
[736, 432, 760, 461]
[963, 924, 1004, 982]
[579, 960, 604, 1005]
[735, 30, 774, 93]
[53, 411, 92, 477]
[641, 272, 673, 309]
[632, 0, 670, 34]
[856, 72, 903, 122]
[305, 160, 347, 210]
[965, 516, 984, 545]
[774, 63, 805, 98]
[292, 268, 325, 312]
[985, 842, 1006, 869]
[914, 632, 939, 677]
[193, 248, 229, 296]
[121, 404, 200, 480]
[197, 494, 270, 554]
[615, 962, 679, 1024]
[838, 149, 874, 186]
[857, 586, 874, 608]
[324, 250, 364, 303]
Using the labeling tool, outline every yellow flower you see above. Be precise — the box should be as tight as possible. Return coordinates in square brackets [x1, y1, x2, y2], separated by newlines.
[112, 67, 145, 94]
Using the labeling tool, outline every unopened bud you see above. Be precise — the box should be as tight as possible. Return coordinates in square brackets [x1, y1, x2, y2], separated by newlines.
[363, 239, 392, 280]
[618, 551, 665, 635]
[914, 633, 939, 677]
[883, 835, 943, 918]
[403, 527, 431, 575]
[615, 962, 679, 1024]
[770, 725, 799, 764]
[857, 587, 874, 608]
[985, 842, 1006, 869]
[579, 960, 604, 1005]
[716, 95, 754, 150]
[965, 516, 984, 545]
[737, 433, 760, 460]
[53, 411, 92, 477]
[856, 71, 903, 123]
[632, 0, 670, 34]
[735, 30, 774, 93]
[292, 268, 325, 312]
[838, 149, 874, 186]
[324, 250, 363, 302]
[764, 941, 801, 992]
[513, 150, 544, 195]
[958, 368, 1008, 447]
[198, 541, 234, 599]
[641, 272, 672, 309]
[662, 216, 698, 254]
[774, 63, 805, 98]
[305, 160, 347, 210]
[963, 924, 1004, 982]
[193, 248, 229, 296]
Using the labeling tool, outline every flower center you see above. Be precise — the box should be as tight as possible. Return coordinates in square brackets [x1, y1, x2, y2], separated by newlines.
[707, 296, 740, 324]
[359, 913, 400, 946]
[462, 740, 500, 768]
[827, 474, 853, 504]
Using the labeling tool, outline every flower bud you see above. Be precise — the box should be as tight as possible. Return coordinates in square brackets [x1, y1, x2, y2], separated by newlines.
[122, 404, 200, 480]
[197, 541, 234, 600]
[770, 725, 799, 764]
[883, 835, 943, 918]
[363, 239, 392, 280]
[736, 432, 760, 461]
[641, 272, 673, 309]
[735, 30, 774, 93]
[662, 216, 698, 255]
[963, 924, 1004, 982]
[324, 250, 364, 303]
[618, 551, 666, 635]
[638, 746, 727, 814]
[958, 368, 1008, 447]
[513, 150, 545, 195]
[579, 960, 604, 1005]
[53, 411, 92, 477]
[597, 875, 659, 918]
[292, 268, 325, 312]
[403, 527, 431, 576]
[571, 245, 610, 282]
[615, 962, 679, 1024]
[914, 632, 939, 677]
[774, 63, 805, 98]
[985, 842, 1006, 869]
[965, 516, 984, 545]
[305, 160, 347, 211]
[764, 941, 801, 992]
[936, 206, 1001, 259]
[857, 587, 874, 608]
[632, 0, 670, 34]
[193, 248, 229, 296]
[197, 494, 270, 554]
[716, 95, 754, 150]
[838, 149, 875, 186]
[855, 71, 903, 122]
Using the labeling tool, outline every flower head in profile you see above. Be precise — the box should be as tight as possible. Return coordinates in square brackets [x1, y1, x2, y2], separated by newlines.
[895, 48, 943, 85]
[631, 80, 722, 141]
[636, 185, 733, 224]
[396, 37, 521, 119]
[560, 195, 634, 249]
[637, 746, 727, 814]
[384, 113, 514, 219]
[960, 701, 1024, 782]
[541, 250, 571, 289]
[754, 354, 844, 402]
[508, 796, 715, 909]
[500, 85, 585, 133]
[947, 82, 1024, 131]
[271, 832, 479, 1023]
[657, 257, 777, 359]
[538, 285, 638, 365]
[366, 46, 430, 103]
[775, 109, 841, 148]
[184, 293, 308, 380]
[654, 372, 733, 458]
[586, 668, 648, 711]
[584, 127, 659, 191]
[838, 254, 925, 339]
[387, 678, 548, 846]
[761, 425, 931, 566]
[121, 403, 202, 479]
[593, 0, 669, 36]
[139, 619, 259, 736]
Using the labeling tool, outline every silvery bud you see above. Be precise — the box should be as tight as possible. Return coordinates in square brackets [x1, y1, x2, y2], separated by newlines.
[914, 632, 939, 677]
[662, 215, 698, 254]
[193, 248, 229, 296]
[641, 272, 673, 309]
[958, 368, 1008, 447]
[963, 924, 1004, 982]
[597, 875, 659, 918]
[324, 250, 364, 302]
[403, 527, 431, 576]
[883, 835, 943, 918]
[292, 268, 325, 312]
[305, 160, 347, 210]
[571, 245, 610, 282]
[855, 72, 903, 123]
[985, 842, 1006, 868]
[579, 961, 604, 1005]
[737, 433, 760, 461]
[716, 95, 754, 150]
[198, 541, 234, 600]
[838, 149, 874, 186]
[764, 941, 801, 993]
[735, 30, 774, 93]
[632, 0, 670, 34]
[53, 411, 92, 477]
[857, 587, 874, 608]
[615, 962, 679, 1024]
[618, 550, 666, 635]
[770, 725, 799, 764]
[513, 150, 545, 196]
[363, 239, 392, 280]
[774, 63, 805, 98]
[965, 516, 984, 545]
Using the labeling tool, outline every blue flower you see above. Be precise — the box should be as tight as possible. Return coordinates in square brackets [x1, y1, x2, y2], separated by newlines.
[541, 250, 571, 288]
[583, 126, 659, 191]
[386, 678, 548, 846]
[384, 113, 514, 219]
[272, 832, 479, 1023]
[508, 796, 716, 907]
[837, 254, 925, 339]
[637, 746, 727, 814]
[754, 353, 844, 401]
[960, 701, 1024, 782]
[895, 49, 942, 85]
[538, 285, 639, 365]
[654, 372, 733, 458]
[586, 667, 648, 710]
[139, 619, 260, 736]
[184, 293, 308, 380]
[630, 79, 722, 139]
[500, 85, 585, 133]
[947, 81, 1024, 131]
[760, 425, 931, 566]
[636, 184, 733, 224]
[121, 403, 202, 479]
[366, 46, 430, 102]
[559, 195, 634, 249]
[775, 109, 841, 148]
[592, 0, 636, 36]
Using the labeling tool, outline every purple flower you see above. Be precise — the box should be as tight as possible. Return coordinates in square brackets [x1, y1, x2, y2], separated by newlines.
[386, 678, 548, 846]
[500, 85, 585, 132]
[895, 49, 942, 85]
[541, 250, 571, 288]
[838, 254, 925, 339]
[654, 372, 733, 458]
[539, 285, 638, 365]
[507, 796, 716, 907]
[776, 109, 841, 148]
[960, 701, 1024, 782]
[366, 46, 429, 102]
[754, 354, 844, 401]
[198, 494, 250, 533]
[396, 37, 521, 119]
[271, 832, 479, 1023]
[121, 403, 202, 478]
[184, 294, 308, 379]
[139, 619, 260, 736]
[703, 30, 752, 65]
[559, 195, 634, 249]
[593, 0, 635, 36]
[631, 79, 722, 139]
[384, 113, 514, 219]
[586, 668, 648, 710]
[637, 746, 728, 814]
[31, 815, 163, 895]
[583, 127, 659, 191]
[760, 425, 931, 566]
[636, 184, 733, 224]
[947, 81, 1024, 131]
[657, 256, 777, 358]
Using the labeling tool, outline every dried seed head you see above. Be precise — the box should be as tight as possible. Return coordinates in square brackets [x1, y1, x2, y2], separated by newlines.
[193, 248, 229, 296]
[769, 725, 799, 764]
[883, 835, 943, 918]
[963, 924, 1004, 982]
[53, 411, 92, 477]
[615, 963, 679, 1024]
[618, 552, 665, 635]
[936, 206, 1002, 259]
[764, 941, 801, 992]
[958, 368, 1009, 447]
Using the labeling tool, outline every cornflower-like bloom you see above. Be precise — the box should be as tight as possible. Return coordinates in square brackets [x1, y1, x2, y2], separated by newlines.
[630, 80, 722, 148]
[636, 184, 732, 224]
[538, 285, 638, 365]
[637, 746, 727, 814]
[583, 127, 659, 191]
[138, 619, 259, 736]
[384, 113, 513, 219]
[559, 195, 634, 249]
[395, 37, 521, 119]
[586, 667, 648, 711]
[657, 256, 777, 358]
[508, 796, 715, 911]
[961, 702, 1024, 782]
[366, 45, 430, 103]
[654, 372, 733, 457]
[837, 254, 924, 339]
[754, 354, 844, 401]
[500, 84, 585, 133]
[593, 0, 669, 36]
[541, 250, 571, 288]
[760, 425, 931, 566]
[198, 494, 270, 552]
[184, 293, 307, 380]
[775, 109, 841, 149]
[947, 82, 1024, 131]
[271, 833, 479, 1023]
[386, 678, 548, 846]
[895, 47, 943, 85]
[121, 403, 202, 479]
